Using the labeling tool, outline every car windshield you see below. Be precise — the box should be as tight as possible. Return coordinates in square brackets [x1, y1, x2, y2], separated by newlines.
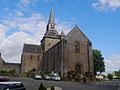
[0, 84, 5, 89]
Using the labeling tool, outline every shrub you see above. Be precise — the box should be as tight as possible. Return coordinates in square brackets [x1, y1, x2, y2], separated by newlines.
[8, 69, 17, 76]
[0, 70, 8, 76]
[107, 74, 113, 80]
[26, 70, 36, 78]
[67, 70, 76, 81]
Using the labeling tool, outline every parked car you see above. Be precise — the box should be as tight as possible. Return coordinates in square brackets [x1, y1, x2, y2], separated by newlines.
[0, 82, 26, 90]
[43, 75, 51, 80]
[33, 75, 42, 80]
[0, 76, 9, 82]
[51, 76, 61, 81]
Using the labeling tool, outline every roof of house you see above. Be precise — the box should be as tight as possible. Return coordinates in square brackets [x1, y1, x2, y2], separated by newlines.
[23, 44, 43, 53]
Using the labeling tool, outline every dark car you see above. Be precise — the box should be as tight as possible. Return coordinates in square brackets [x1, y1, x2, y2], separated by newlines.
[0, 82, 26, 90]
[0, 77, 9, 82]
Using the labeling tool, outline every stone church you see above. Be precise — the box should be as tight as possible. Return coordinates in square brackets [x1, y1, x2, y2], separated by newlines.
[21, 10, 94, 77]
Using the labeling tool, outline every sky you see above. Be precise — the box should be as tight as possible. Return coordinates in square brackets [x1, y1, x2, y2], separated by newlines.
[0, 0, 120, 74]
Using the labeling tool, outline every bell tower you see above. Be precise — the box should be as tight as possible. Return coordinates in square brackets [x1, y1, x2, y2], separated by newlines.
[41, 9, 60, 52]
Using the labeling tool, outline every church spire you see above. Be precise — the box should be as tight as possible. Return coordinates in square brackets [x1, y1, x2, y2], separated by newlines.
[44, 9, 59, 38]
[48, 9, 55, 24]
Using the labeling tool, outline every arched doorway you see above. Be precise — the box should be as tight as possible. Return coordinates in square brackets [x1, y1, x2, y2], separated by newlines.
[75, 64, 82, 74]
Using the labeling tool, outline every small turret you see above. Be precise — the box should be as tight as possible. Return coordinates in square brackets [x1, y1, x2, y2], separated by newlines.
[60, 31, 65, 39]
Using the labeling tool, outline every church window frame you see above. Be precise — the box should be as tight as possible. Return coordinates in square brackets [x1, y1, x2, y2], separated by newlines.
[75, 41, 80, 53]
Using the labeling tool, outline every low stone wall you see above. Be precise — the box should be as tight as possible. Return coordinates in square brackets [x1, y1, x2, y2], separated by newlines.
[3, 63, 21, 73]
[47, 87, 62, 90]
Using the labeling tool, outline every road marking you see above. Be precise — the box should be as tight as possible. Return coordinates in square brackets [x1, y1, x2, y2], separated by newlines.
[118, 87, 120, 90]
[103, 83, 108, 85]
[94, 83, 120, 86]
[113, 84, 116, 85]
[27, 85, 30, 87]
[23, 83, 27, 85]
[108, 83, 111, 85]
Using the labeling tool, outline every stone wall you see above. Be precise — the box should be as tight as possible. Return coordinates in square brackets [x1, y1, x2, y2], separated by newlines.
[43, 41, 62, 73]
[64, 26, 94, 76]
[0, 53, 4, 69]
[0, 53, 20, 73]
[3, 63, 21, 73]
[41, 37, 60, 52]
[43, 27, 94, 78]
[21, 52, 43, 73]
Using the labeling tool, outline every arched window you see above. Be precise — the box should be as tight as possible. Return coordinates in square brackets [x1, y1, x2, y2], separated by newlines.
[37, 55, 40, 61]
[75, 41, 80, 53]
[30, 55, 33, 59]
[49, 43, 51, 46]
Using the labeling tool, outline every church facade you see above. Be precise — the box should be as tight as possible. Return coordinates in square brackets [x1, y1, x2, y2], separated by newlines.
[21, 10, 94, 77]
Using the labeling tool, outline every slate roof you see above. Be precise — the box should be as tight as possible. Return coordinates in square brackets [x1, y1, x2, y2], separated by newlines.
[23, 44, 43, 53]
[44, 29, 60, 38]
[48, 9, 55, 24]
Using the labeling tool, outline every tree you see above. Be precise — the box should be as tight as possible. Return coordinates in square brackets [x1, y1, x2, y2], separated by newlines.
[93, 49, 105, 75]
[114, 70, 120, 78]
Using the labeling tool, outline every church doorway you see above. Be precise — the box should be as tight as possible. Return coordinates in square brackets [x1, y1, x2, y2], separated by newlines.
[75, 64, 82, 74]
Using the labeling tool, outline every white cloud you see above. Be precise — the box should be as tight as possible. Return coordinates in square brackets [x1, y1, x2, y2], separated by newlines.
[105, 54, 120, 73]
[57, 21, 73, 35]
[2, 12, 46, 33]
[93, 0, 120, 11]
[0, 10, 72, 63]
[0, 31, 39, 63]
[0, 24, 8, 43]
[41, 0, 54, 3]
[21, 0, 32, 7]
[0, 12, 47, 63]
[16, 11, 24, 16]
[19, 0, 39, 7]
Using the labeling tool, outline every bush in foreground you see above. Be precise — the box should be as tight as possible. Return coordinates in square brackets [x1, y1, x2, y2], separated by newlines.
[107, 74, 113, 80]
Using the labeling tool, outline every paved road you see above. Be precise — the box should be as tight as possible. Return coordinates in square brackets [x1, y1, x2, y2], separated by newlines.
[9, 77, 120, 90]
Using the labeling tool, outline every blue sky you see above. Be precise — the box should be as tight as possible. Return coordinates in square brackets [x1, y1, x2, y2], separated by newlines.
[0, 0, 120, 73]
